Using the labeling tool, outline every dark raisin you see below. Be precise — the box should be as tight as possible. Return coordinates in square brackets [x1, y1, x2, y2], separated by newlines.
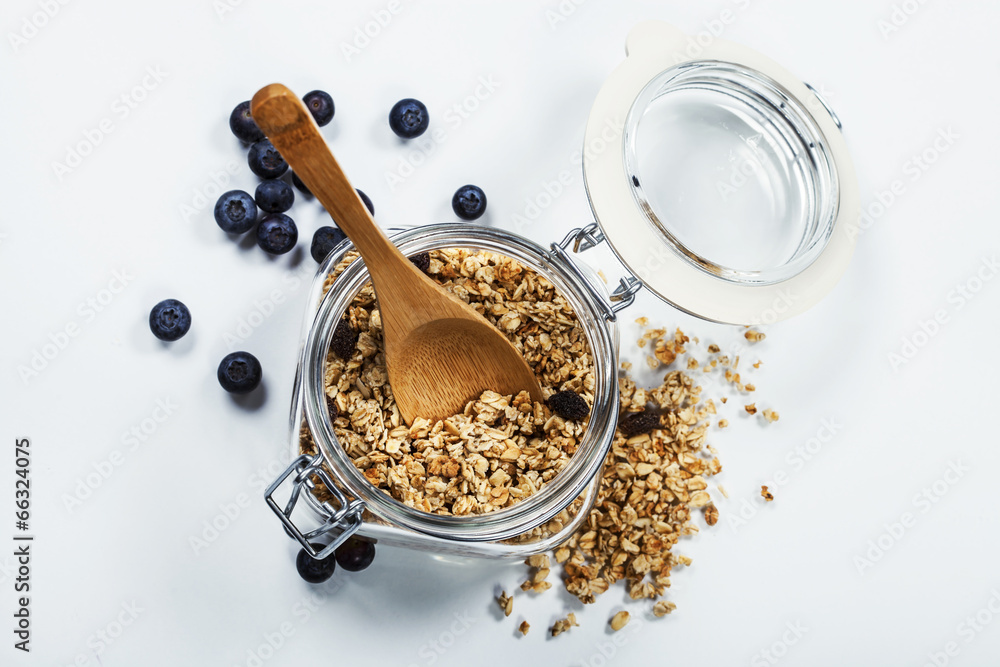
[546, 390, 589, 421]
[409, 252, 430, 273]
[618, 410, 660, 437]
[330, 318, 359, 360]
[326, 395, 339, 422]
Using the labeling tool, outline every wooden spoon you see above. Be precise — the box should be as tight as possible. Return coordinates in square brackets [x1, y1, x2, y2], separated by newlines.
[251, 84, 544, 425]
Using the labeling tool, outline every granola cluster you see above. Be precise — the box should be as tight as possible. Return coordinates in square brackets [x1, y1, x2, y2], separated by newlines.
[504, 322, 779, 634]
[303, 248, 595, 516]
[550, 612, 578, 637]
[555, 367, 720, 605]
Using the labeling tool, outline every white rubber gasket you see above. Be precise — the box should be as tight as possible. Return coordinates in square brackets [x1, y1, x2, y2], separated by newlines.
[583, 21, 859, 325]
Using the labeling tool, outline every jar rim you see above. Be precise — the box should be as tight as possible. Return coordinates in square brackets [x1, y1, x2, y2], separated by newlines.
[623, 60, 840, 285]
[583, 20, 860, 324]
[301, 224, 619, 542]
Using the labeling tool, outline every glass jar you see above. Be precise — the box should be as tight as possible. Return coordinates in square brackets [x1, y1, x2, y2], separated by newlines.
[265, 20, 859, 560]
[584, 20, 858, 324]
[268, 224, 638, 560]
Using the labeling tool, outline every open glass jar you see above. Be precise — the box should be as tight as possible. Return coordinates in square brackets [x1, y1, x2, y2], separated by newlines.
[265, 20, 859, 560]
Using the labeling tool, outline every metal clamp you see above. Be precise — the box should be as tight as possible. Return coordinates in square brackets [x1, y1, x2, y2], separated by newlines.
[804, 82, 842, 131]
[264, 453, 365, 560]
[552, 224, 643, 322]
[609, 275, 642, 312]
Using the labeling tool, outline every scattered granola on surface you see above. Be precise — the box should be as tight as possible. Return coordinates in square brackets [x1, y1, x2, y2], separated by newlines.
[303, 248, 595, 516]
[609, 610, 631, 631]
[520, 552, 553, 593]
[704, 503, 719, 526]
[550, 612, 578, 637]
[744, 329, 766, 343]
[556, 345, 721, 611]
[761, 485, 774, 502]
[295, 250, 782, 629]
[503, 323, 780, 622]
[520, 554, 551, 593]
[652, 600, 676, 617]
[497, 591, 513, 617]
[518, 621, 530, 636]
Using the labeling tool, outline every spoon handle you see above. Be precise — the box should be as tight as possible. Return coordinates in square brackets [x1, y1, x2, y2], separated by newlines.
[250, 84, 405, 279]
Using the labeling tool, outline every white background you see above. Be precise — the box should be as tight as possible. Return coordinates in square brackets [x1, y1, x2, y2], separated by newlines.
[2, 1, 999, 665]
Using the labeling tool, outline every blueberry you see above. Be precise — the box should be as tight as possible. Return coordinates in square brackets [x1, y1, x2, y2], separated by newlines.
[452, 184, 487, 220]
[248, 139, 288, 179]
[256, 213, 298, 255]
[214, 190, 257, 234]
[217, 351, 262, 394]
[229, 100, 264, 144]
[255, 179, 294, 214]
[335, 537, 375, 572]
[296, 544, 337, 584]
[388, 98, 429, 139]
[311, 226, 347, 263]
[303, 90, 335, 127]
[356, 189, 374, 216]
[149, 299, 191, 341]
[291, 172, 311, 196]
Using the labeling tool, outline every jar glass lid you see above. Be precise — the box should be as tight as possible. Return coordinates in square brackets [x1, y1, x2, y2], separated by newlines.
[583, 21, 859, 324]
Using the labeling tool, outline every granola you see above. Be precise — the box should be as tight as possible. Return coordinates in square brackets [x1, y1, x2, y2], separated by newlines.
[652, 600, 676, 617]
[510, 325, 782, 620]
[609, 610, 630, 631]
[496, 591, 513, 617]
[704, 503, 719, 526]
[556, 360, 722, 610]
[302, 248, 595, 517]
[550, 612, 578, 637]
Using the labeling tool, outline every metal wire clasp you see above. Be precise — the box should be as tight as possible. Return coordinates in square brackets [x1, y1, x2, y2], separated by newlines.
[804, 82, 842, 131]
[264, 453, 365, 560]
[552, 223, 642, 322]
